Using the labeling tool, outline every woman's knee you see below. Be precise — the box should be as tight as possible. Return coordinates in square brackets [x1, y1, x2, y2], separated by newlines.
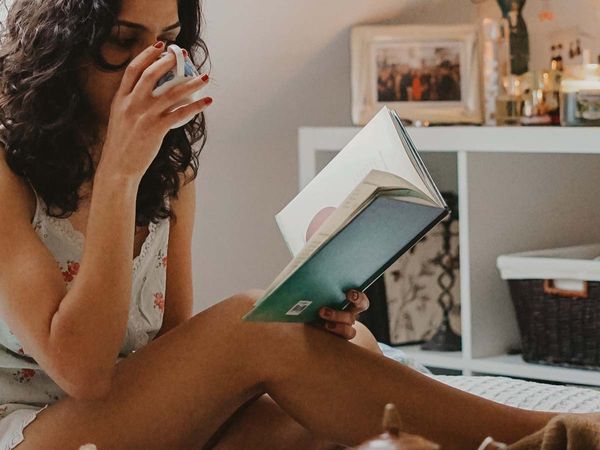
[222, 289, 265, 312]
[195, 289, 278, 348]
[201, 289, 265, 324]
[211, 292, 382, 356]
[350, 321, 383, 354]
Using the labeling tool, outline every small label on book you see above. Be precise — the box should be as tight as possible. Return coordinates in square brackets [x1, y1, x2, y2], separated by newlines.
[286, 300, 312, 316]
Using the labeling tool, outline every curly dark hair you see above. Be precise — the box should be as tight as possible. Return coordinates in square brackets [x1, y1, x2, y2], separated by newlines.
[0, 0, 210, 226]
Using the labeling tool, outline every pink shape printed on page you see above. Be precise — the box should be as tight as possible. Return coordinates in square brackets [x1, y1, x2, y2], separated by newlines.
[305, 206, 337, 242]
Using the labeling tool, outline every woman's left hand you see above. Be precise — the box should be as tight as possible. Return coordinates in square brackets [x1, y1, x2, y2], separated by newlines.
[318, 289, 370, 339]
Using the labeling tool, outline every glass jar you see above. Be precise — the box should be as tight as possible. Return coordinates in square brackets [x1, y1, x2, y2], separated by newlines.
[560, 64, 600, 126]
[519, 70, 560, 125]
[496, 74, 524, 125]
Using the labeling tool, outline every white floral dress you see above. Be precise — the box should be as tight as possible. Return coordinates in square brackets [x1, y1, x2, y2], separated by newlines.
[0, 183, 169, 449]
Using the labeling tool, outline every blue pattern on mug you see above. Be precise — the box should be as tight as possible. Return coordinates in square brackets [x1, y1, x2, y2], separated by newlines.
[154, 55, 199, 90]
[155, 71, 175, 88]
[184, 58, 200, 77]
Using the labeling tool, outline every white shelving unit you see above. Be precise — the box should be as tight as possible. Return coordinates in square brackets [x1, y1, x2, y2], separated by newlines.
[299, 126, 600, 386]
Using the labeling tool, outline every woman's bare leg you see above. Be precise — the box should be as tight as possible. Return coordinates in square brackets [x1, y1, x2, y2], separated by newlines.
[18, 292, 554, 450]
[205, 387, 344, 450]
[207, 321, 381, 450]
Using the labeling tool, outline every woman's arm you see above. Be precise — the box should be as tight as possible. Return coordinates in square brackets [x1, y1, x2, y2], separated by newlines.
[0, 151, 141, 400]
[154, 170, 196, 338]
[47, 164, 142, 398]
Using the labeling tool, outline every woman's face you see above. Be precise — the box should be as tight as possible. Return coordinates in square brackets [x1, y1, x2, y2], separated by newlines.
[78, 0, 181, 132]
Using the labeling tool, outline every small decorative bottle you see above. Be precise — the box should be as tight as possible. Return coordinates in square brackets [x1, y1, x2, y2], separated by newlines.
[556, 43, 564, 71]
[550, 45, 558, 71]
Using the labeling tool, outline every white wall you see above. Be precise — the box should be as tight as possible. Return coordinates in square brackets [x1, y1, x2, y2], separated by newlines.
[195, 0, 600, 310]
[194, 0, 478, 309]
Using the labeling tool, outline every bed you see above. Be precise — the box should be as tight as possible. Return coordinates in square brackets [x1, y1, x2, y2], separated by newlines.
[378, 342, 600, 413]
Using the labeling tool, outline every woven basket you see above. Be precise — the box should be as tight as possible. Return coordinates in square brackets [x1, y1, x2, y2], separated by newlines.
[508, 278, 600, 369]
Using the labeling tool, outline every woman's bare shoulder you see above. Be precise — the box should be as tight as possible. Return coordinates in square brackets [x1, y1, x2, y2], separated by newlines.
[0, 148, 37, 223]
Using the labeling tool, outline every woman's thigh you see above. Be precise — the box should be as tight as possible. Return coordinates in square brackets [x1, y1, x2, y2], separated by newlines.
[207, 321, 381, 450]
[16, 293, 268, 450]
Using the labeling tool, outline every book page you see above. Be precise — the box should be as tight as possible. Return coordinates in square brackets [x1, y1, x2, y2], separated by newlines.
[263, 169, 432, 296]
[276, 106, 434, 257]
[390, 109, 446, 208]
[264, 176, 379, 295]
[362, 168, 429, 193]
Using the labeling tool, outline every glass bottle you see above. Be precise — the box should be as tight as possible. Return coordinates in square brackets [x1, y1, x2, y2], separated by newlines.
[496, 74, 524, 125]
[480, 17, 511, 125]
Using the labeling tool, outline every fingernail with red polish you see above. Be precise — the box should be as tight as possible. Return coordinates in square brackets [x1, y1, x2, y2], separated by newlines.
[182, 49, 188, 57]
[201, 74, 209, 82]
[154, 41, 164, 49]
[204, 97, 213, 105]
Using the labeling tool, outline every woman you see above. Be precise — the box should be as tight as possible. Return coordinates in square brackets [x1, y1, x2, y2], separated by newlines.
[0, 0, 555, 449]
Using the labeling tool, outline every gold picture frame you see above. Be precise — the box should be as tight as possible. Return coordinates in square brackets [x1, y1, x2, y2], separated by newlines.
[351, 23, 482, 125]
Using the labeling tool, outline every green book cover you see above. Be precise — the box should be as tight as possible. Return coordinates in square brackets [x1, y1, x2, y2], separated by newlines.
[242, 194, 448, 323]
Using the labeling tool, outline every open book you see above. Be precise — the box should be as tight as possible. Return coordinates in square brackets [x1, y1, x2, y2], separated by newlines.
[242, 106, 450, 322]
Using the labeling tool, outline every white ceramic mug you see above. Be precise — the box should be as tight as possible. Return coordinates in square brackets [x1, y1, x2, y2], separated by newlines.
[152, 43, 203, 128]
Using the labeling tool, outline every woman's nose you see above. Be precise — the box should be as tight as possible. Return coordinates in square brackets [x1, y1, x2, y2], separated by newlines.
[155, 39, 166, 50]
[142, 37, 165, 50]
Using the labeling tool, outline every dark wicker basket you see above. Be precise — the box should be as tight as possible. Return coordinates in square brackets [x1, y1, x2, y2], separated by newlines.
[508, 279, 600, 369]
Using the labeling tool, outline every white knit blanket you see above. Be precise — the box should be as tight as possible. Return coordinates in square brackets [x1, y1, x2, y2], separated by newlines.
[433, 375, 600, 413]
[378, 343, 600, 413]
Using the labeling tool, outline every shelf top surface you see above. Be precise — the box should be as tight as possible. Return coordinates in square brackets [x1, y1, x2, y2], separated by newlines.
[394, 345, 600, 386]
[299, 126, 600, 154]
[471, 354, 600, 387]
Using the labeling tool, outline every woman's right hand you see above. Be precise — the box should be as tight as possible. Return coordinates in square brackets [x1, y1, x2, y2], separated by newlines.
[97, 41, 212, 180]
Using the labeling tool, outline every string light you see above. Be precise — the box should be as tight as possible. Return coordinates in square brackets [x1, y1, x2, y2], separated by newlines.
[539, 0, 555, 21]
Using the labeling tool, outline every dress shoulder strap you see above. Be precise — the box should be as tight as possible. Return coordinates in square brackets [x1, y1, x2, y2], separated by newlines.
[25, 178, 44, 224]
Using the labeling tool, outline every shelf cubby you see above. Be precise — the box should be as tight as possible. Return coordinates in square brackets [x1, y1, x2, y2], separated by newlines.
[299, 126, 600, 385]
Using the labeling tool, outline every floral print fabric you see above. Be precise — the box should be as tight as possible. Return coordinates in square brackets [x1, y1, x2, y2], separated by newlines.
[0, 186, 170, 419]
